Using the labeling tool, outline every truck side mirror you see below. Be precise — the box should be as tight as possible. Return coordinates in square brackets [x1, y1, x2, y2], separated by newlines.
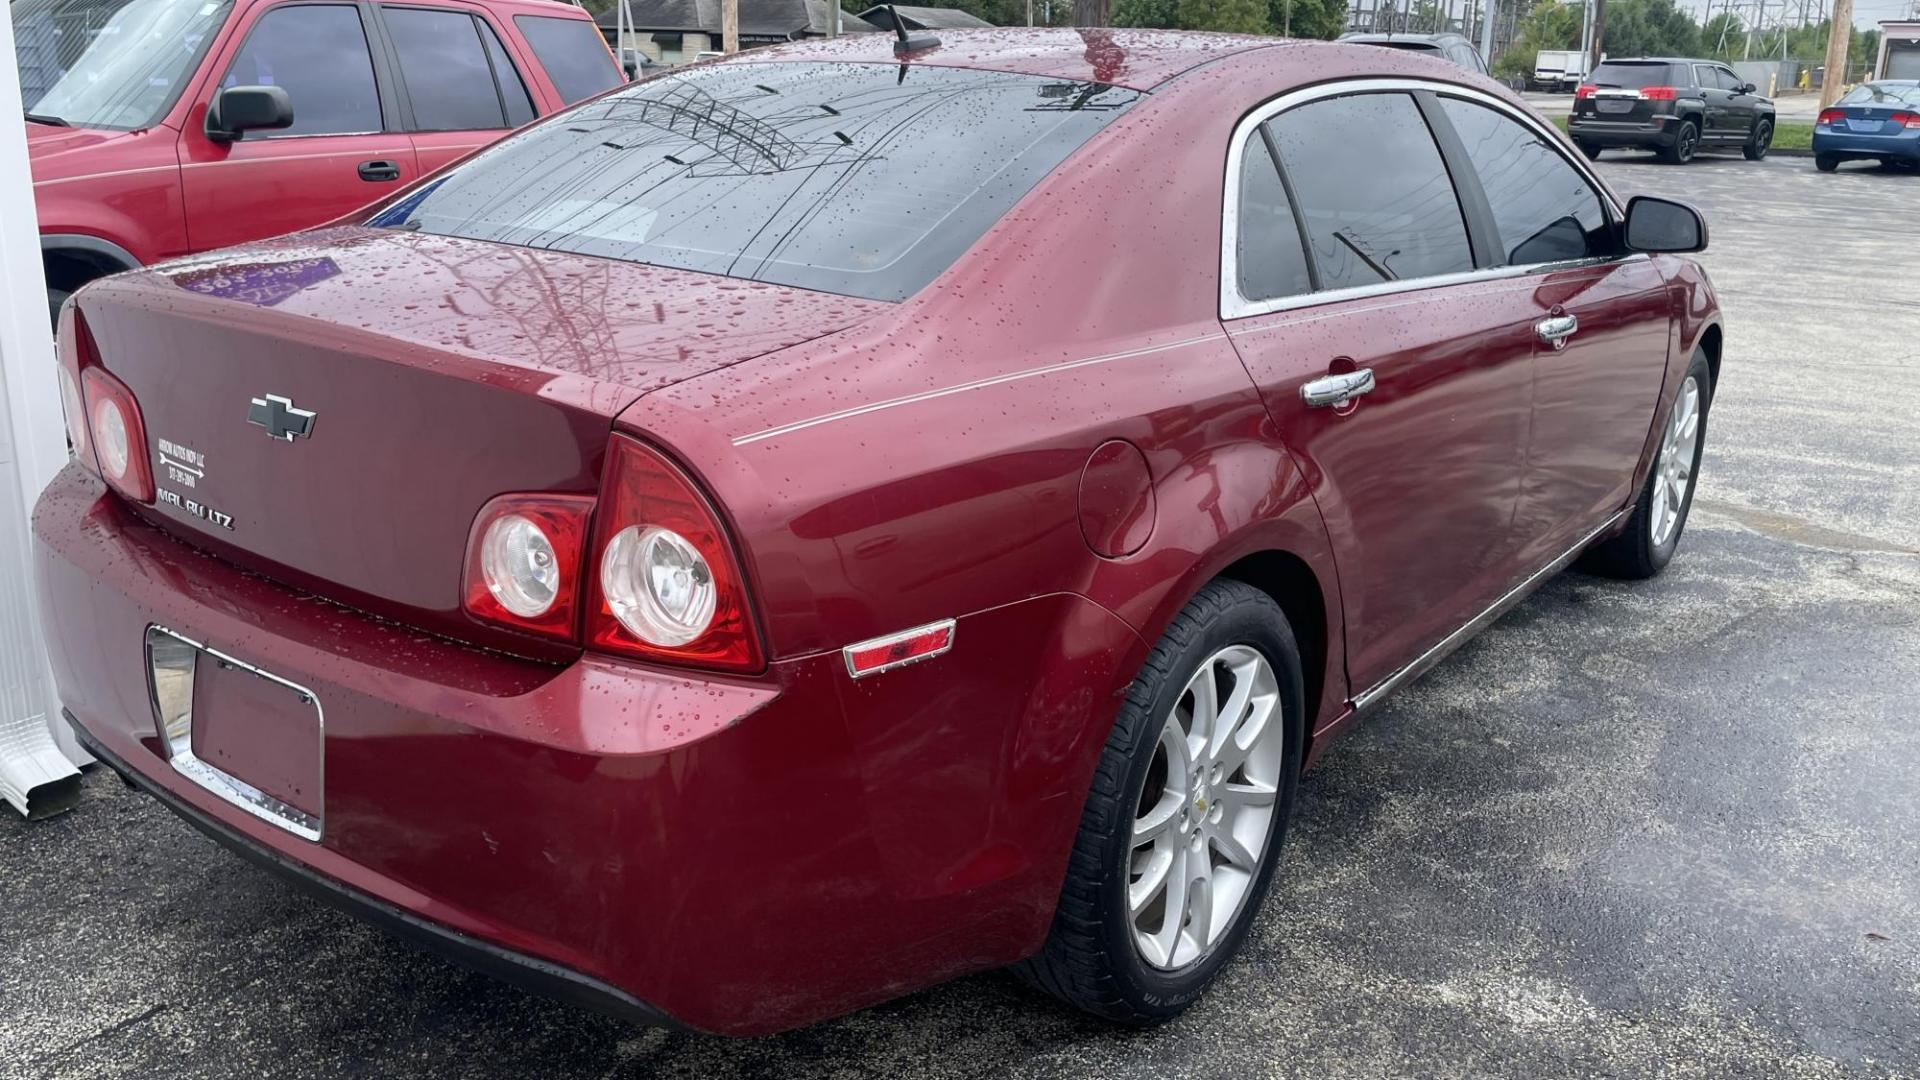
[206, 85, 293, 144]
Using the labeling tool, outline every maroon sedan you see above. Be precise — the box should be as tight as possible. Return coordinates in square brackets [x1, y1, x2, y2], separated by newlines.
[35, 30, 1721, 1035]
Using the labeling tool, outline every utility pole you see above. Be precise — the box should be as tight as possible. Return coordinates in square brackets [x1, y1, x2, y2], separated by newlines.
[829, 0, 840, 37]
[1478, 0, 1495, 67]
[1027, 0, 1034, 25]
[722, 0, 739, 53]
[1819, 0, 1852, 107]
[1591, 0, 1605, 70]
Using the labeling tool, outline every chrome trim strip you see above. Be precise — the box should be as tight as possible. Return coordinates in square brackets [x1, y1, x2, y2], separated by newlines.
[842, 618, 957, 679]
[145, 625, 324, 842]
[1219, 77, 1630, 323]
[731, 332, 1227, 446]
[1350, 510, 1627, 714]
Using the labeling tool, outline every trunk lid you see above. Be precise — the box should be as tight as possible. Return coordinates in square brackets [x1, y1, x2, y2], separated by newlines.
[78, 227, 884, 652]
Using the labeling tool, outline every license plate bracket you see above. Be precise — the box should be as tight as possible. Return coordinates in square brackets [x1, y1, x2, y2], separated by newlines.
[146, 625, 324, 841]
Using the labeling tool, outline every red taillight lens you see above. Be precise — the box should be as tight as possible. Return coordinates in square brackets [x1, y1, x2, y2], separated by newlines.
[462, 493, 594, 642]
[57, 309, 96, 471]
[1574, 85, 1596, 100]
[80, 366, 153, 503]
[1896, 111, 1920, 129]
[1818, 109, 1845, 126]
[1641, 86, 1678, 101]
[587, 435, 762, 673]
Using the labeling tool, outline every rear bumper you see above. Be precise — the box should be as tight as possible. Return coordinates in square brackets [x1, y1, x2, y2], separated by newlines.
[33, 466, 1143, 1035]
[1812, 128, 1920, 159]
[1567, 117, 1678, 147]
[72, 717, 673, 1029]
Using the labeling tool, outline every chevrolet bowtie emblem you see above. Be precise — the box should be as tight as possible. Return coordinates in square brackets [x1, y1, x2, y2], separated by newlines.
[247, 394, 316, 441]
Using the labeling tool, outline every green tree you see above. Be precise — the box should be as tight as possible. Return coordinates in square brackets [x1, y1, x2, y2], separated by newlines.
[1175, 0, 1269, 33]
[1493, 0, 1579, 80]
[1270, 0, 1346, 38]
[1596, 0, 1701, 60]
[1113, 0, 1181, 27]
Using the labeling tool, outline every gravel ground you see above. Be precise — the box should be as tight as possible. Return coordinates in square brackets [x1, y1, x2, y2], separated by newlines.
[4, 156, 1917, 1080]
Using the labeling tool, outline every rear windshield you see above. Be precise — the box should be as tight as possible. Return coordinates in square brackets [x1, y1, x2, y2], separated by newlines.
[1838, 82, 1920, 106]
[1589, 62, 1679, 89]
[369, 62, 1139, 301]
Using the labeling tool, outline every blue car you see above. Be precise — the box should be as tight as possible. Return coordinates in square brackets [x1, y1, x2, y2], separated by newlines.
[1814, 80, 1920, 172]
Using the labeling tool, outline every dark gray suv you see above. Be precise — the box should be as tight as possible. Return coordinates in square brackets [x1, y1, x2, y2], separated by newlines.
[1569, 57, 1777, 164]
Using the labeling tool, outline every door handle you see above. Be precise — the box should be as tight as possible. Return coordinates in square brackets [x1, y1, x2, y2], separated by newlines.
[1301, 368, 1376, 408]
[1535, 314, 1579, 350]
[357, 159, 402, 182]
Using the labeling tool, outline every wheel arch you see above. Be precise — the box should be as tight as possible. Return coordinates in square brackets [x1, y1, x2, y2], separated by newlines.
[1694, 320, 1722, 391]
[41, 234, 142, 296]
[1215, 549, 1331, 753]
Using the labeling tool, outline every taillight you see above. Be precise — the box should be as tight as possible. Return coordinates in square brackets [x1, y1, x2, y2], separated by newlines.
[80, 366, 153, 503]
[1896, 111, 1920, 129]
[1818, 108, 1845, 126]
[462, 493, 593, 642]
[1574, 85, 1596, 100]
[1641, 86, 1678, 101]
[57, 309, 96, 470]
[587, 435, 762, 673]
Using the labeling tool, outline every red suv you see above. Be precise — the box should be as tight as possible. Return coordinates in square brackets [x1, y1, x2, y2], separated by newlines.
[20, 0, 621, 318]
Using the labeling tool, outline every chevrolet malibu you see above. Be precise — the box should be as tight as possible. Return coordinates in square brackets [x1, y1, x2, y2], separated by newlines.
[35, 29, 1722, 1035]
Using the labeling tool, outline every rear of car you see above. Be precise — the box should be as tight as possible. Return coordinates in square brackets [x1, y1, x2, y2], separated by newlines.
[1813, 81, 1920, 170]
[1569, 60, 1695, 154]
[32, 56, 1147, 1035]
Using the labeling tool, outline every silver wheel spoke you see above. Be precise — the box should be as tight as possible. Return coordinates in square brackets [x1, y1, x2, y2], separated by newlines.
[1130, 643, 1287, 971]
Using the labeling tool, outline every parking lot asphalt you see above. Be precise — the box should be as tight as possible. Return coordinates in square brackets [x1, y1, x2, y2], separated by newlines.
[4, 156, 1917, 1080]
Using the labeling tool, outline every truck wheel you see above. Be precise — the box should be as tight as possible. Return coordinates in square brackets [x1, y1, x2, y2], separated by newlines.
[1743, 119, 1772, 160]
[1661, 120, 1699, 164]
[1574, 139, 1603, 161]
[1017, 579, 1304, 1023]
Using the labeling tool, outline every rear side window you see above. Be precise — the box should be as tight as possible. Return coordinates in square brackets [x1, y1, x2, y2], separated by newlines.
[1264, 92, 1473, 290]
[513, 15, 621, 104]
[222, 4, 381, 136]
[369, 63, 1140, 301]
[383, 7, 506, 130]
[1437, 97, 1607, 265]
[477, 18, 536, 126]
[1590, 62, 1679, 89]
[1235, 134, 1313, 302]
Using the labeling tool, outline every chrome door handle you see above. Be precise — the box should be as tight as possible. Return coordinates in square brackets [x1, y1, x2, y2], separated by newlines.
[1536, 314, 1579, 350]
[1301, 368, 1375, 408]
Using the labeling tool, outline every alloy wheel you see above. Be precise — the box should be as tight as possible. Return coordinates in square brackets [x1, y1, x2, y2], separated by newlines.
[1128, 644, 1284, 970]
[1678, 125, 1698, 162]
[1649, 375, 1701, 548]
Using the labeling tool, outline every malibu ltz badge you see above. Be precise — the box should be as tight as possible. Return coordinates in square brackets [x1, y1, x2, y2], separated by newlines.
[248, 393, 315, 441]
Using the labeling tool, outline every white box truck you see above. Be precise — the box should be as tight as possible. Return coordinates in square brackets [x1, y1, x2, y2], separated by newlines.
[1534, 50, 1590, 91]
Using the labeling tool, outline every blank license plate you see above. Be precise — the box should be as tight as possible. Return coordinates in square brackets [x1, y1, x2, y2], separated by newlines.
[147, 626, 324, 841]
[1597, 99, 1635, 115]
[1851, 119, 1884, 132]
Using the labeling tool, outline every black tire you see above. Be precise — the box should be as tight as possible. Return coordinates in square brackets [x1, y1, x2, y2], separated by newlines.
[1575, 139, 1603, 161]
[1661, 119, 1699, 164]
[1579, 349, 1713, 579]
[1743, 119, 1772, 160]
[1815, 154, 1840, 173]
[1017, 579, 1305, 1024]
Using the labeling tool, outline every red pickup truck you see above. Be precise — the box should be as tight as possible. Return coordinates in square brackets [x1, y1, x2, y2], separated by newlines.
[21, 0, 621, 318]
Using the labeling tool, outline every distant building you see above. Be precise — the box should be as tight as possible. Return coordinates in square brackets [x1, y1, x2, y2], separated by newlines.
[1877, 21, 1920, 81]
[854, 5, 995, 32]
[599, 0, 879, 66]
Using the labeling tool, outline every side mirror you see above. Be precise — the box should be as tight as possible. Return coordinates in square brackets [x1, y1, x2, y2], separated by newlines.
[1624, 195, 1708, 254]
[1738, 82, 1757, 95]
[206, 85, 293, 143]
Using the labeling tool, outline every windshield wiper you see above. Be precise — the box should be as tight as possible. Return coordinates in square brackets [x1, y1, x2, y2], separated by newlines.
[26, 111, 69, 127]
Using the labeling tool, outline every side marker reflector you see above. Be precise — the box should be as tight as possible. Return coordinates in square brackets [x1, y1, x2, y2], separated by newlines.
[844, 619, 956, 679]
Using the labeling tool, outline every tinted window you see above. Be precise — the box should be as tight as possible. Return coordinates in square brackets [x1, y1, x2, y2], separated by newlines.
[1265, 93, 1473, 289]
[223, 5, 380, 136]
[370, 63, 1140, 301]
[1693, 65, 1719, 89]
[1717, 68, 1745, 90]
[478, 18, 536, 126]
[514, 15, 620, 104]
[1590, 62, 1678, 89]
[1236, 134, 1313, 303]
[1438, 97, 1607, 265]
[384, 8, 504, 130]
